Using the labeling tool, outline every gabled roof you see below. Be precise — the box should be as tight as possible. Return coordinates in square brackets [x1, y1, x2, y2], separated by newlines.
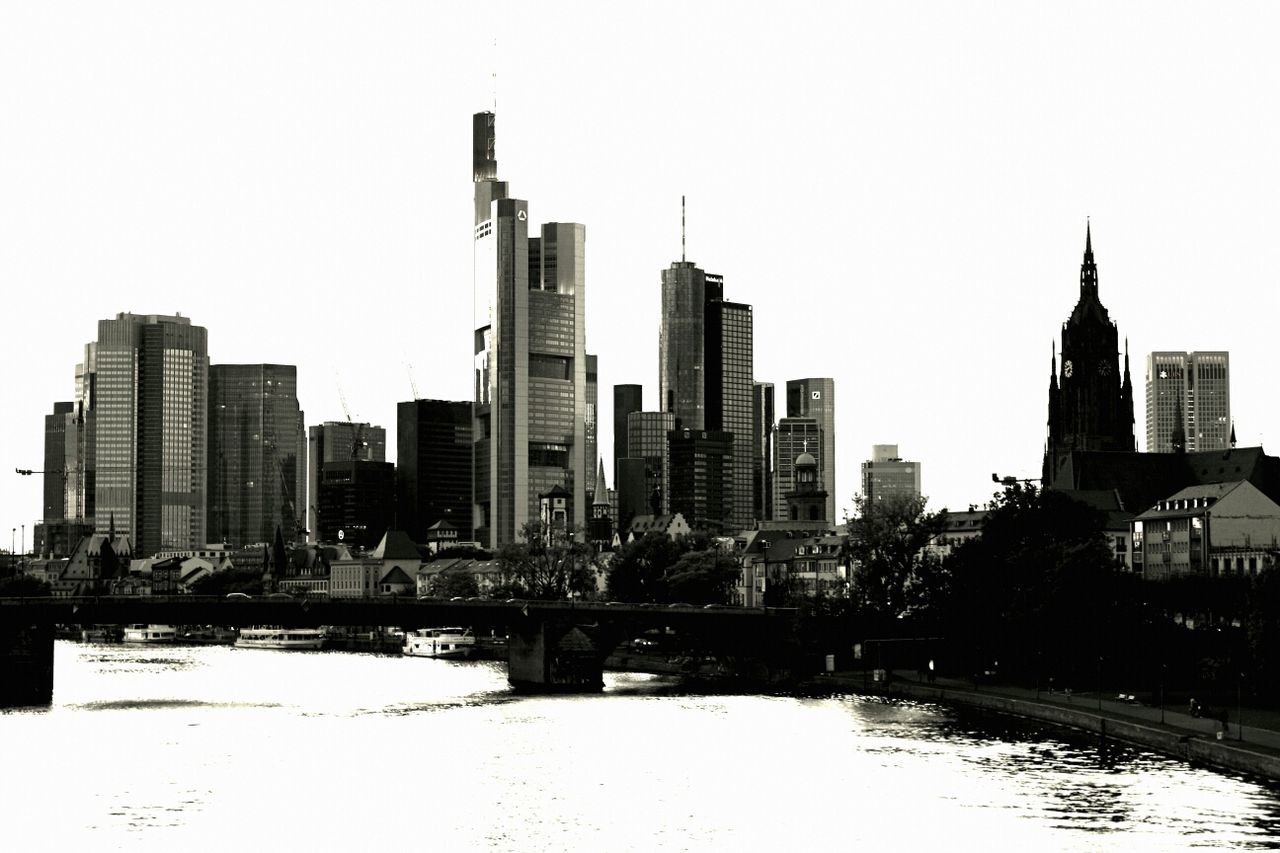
[1133, 481, 1262, 521]
[379, 565, 415, 586]
[370, 530, 423, 560]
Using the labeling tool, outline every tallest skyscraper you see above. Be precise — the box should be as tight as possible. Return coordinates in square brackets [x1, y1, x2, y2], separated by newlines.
[472, 112, 591, 548]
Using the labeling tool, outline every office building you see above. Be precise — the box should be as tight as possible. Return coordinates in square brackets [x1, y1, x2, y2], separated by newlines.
[206, 365, 305, 547]
[1145, 352, 1231, 453]
[625, 411, 676, 516]
[613, 384, 643, 483]
[668, 427, 733, 534]
[1044, 224, 1136, 481]
[396, 399, 473, 543]
[659, 253, 754, 531]
[91, 313, 209, 556]
[307, 421, 386, 542]
[860, 445, 921, 511]
[752, 382, 775, 524]
[786, 378, 836, 523]
[775, 417, 823, 520]
[315, 460, 396, 550]
[586, 354, 598, 499]
[472, 110, 590, 547]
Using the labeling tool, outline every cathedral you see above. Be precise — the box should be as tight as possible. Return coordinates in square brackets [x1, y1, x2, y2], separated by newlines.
[1043, 224, 1136, 483]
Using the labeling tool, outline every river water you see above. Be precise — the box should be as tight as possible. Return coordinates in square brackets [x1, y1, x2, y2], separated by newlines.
[3, 641, 1279, 851]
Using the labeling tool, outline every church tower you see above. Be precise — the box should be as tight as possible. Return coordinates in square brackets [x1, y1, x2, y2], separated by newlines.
[1043, 224, 1136, 482]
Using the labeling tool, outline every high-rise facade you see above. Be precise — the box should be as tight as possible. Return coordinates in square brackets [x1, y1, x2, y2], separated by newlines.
[1044, 225, 1136, 481]
[626, 411, 676, 516]
[860, 444, 921, 510]
[668, 427, 733, 534]
[613, 384, 643, 483]
[751, 382, 775, 523]
[472, 111, 589, 548]
[785, 377, 836, 523]
[586, 353, 598, 499]
[774, 417, 823, 520]
[1145, 352, 1231, 453]
[316, 460, 396, 549]
[396, 399, 473, 543]
[207, 364, 305, 547]
[92, 313, 209, 556]
[307, 421, 386, 542]
[659, 260, 754, 531]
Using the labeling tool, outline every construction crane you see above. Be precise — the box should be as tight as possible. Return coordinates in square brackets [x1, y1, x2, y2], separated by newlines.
[335, 375, 367, 461]
[407, 363, 421, 401]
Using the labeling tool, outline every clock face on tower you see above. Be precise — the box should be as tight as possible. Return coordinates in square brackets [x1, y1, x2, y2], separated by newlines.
[1063, 360, 1074, 378]
[1098, 361, 1112, 376]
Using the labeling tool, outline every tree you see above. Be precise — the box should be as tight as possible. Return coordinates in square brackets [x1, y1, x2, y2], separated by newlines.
[664, 548, 740, 605]
[605, 533, 686, 603]
[496, 521, 597, 600]
[0, 574, 52, 597]
[845, 493, 948, 618]
[944, 483, 1115, 680]
[428, 570, 480, 599]
[189, 566, 264, 597]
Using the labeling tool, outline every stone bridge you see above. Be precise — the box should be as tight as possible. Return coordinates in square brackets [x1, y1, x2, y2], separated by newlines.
[0, 597, 801, 705]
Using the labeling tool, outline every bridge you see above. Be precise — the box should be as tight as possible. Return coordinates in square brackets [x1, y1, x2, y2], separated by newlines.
[0, 597, 801, 706]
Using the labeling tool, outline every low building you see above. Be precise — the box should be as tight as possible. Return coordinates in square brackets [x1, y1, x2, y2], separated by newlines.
[922, 510, 989, 561]
[1131, 481, 1280, 580]
[624, 513, 691, 544]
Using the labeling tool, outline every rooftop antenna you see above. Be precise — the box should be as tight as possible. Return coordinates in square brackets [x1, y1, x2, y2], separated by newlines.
[492, 38, 498, 112]
[681, 195, 686, 262]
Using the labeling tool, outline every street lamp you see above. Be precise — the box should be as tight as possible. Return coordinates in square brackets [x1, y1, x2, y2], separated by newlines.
[1097, 655, 1103, 711]
[1238, 673, 1245, 742]
[1159, 663, 1166, 725]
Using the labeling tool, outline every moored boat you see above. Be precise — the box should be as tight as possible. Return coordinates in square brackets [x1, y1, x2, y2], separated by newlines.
[234, 627, 326, 651]
[404, 627, 475, 659]
[122, 624, 178, 643]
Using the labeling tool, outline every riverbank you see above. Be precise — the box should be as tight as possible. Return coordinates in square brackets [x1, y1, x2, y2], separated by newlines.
[808, 669, 1280, 782]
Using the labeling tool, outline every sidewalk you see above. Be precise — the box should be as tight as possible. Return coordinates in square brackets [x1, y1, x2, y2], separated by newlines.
[812, 668, 1280, 778]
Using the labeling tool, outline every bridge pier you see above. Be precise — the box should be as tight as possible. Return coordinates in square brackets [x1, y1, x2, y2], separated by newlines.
[508, 621, 604, 693]
[0, 621, 55, 707]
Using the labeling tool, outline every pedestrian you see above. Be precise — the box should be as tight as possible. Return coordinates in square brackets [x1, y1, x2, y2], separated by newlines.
[1189, 698, 1200, 718]
[927, 659, 936, 683]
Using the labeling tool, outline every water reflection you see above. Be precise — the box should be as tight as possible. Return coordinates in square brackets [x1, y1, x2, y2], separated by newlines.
[4, 643, 1280, 850]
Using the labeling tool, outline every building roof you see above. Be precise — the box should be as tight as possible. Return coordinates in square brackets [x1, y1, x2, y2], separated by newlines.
[1047, 447, 1280, 515]
[370, 529, 423, 560]
[378, 565, 415, 586]
[1132, 481, 1253, 521]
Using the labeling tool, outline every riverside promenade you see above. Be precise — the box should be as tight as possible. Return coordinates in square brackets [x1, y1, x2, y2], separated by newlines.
[811, 669, 1280, 782]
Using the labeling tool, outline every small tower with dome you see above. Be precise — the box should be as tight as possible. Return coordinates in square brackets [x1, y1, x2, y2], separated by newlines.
[785, 450, 828, 523]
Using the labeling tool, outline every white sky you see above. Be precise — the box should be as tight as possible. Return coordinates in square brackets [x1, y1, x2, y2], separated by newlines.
[3, 2, 1279, 549]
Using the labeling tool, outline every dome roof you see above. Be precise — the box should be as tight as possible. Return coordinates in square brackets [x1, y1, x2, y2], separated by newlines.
[795, 451, 817, 467]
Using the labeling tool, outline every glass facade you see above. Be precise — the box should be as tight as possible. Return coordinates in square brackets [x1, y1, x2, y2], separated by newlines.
[752, 382, 774, 523]
[627, 411, 675, 515]
[306, 421, 386, 542]
[1145, 352, 1230, 453]
[786, 378, 836, 523]
[668, 428, 733, 534]
[472, 112, 588, 547]
[397, 399, 472, 543]
[91, 313, 208, 556]
[208, 364, 304, 548]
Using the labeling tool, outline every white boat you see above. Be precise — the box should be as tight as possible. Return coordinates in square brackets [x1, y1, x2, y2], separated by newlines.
[122, 624, 178, 643]
[404, 627, 475, 659]
[234, 627, 327, 651]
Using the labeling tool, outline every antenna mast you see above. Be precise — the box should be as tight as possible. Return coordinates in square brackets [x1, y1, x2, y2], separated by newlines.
[681, 195, 686, 262]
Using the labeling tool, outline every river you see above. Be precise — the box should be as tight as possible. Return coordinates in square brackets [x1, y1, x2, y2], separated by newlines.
[2, 641, 1279, 851]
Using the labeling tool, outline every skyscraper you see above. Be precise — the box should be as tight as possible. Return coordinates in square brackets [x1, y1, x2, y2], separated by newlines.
[625, 410, 676, 516]
[786, 377, 836, 523]
[774, 417, 823, 520]
[659, 254, 754, 531]
[861, 445, 921, 511]
[1044, 224, 1136, 481]
[586, 353, 598, 499]
[1145, 352, 1231, 453]
[472, 111, 589, 548]
[91, 313, 209, 555]
[208, 364, 305, 547]
[396, 399, 473, 543]
[613, 384, 643, 483]
[307, 421, 386, 542]
[668, 427, 733, 534]
[751, 382, 775, 523]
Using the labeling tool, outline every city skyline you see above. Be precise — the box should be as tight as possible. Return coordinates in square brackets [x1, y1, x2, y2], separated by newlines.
[4, 4, 1280, 544]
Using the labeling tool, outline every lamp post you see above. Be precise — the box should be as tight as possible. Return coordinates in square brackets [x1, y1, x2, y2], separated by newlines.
[1238, 673, 1244, 742]
[1159, 663, 1166, 725]
[1097, 655, 1103, 711]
